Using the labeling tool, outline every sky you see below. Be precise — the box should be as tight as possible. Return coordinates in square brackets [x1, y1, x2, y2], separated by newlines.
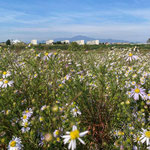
[0, 0, 150, 42]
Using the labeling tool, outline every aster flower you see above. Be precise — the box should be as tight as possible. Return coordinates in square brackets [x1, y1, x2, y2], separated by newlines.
[62, 125, 88, 150]
[22, 108, 33, 118]
[43, 52, 52, 60]
[8, 136, 23, 150]
[147, 93, 150, 100]
[126, 52, 138, 61]
[71, 107, 81, 117]
[2, 71, 11, 78]
[41, 105, 47, 111]
[130, 86, 146, 100]
[53, 129, 61, 138]
[140, 129, 150, 146]
[21, 114, 29, 122]
[0, 79, 14, 88]
[21, 121, 30, 133]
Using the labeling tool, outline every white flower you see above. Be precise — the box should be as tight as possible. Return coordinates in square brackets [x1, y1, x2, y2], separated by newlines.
[0, 79, 14, 88]
[43, 52, 52, 60]
[147, 93, 150, 100]
[21, 114, 30, 122]
[131, 81, 136, 86]
[62, 125, 88, 150]
[8, 136, 23, 150]
[53, 130, 60, 138]
[133, 134, 141, 144]
[2, 71, 11, 78]
[146, 100, 150, 105]
[140, 129, 150, 146]
[41, 105, 47, 111]
[21, 121, 30, 133]
[126, 52, 138, 61]
[130, 86, 146, 100]
[71, 107, 81, 117]
[22, 108, 33, 118]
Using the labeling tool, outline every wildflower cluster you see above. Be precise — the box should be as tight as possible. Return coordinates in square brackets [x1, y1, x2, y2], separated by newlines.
[0, 47, 149, 149]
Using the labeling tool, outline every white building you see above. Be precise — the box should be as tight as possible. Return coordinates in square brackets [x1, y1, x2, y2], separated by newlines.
[12, 39, 21, 44]
[46, 40, 54, 45]
[31, 39, 37, 45]
[61, 40, 70, 44]
[75, 40, 84, 45]
[87, 40, 99, 45]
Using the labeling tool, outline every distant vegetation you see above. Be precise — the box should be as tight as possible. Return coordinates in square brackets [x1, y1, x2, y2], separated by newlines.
[1, 42, 150, 53]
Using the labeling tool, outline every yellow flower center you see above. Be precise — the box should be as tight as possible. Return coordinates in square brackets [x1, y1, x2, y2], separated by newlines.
[148, 94, 150, 97]
[23, 115, 27, 119]
[24, 122, 28, 128]
[25, 110, 29, 113]
[118, 131, 124, 136]
[70, 130, 79, 140]
[10, 141, 16, 147]
[39, 117, 44, 121]
[4, 80, 8, 84]
[137, 137, 140, 141]
[45, 53, 49, 56]
[135, 88, 140, 93]
[55, 130, 59, 135]
[3, 72, 7, 75]
[74, 109, 78, 112]
[129, 53, 133, 57]
[145, 131, 150, 138]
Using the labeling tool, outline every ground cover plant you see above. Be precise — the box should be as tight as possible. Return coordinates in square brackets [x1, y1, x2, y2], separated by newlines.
[0, 46, 150, 150]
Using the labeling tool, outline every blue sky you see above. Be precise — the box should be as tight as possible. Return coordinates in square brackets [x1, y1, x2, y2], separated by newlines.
[0, 0, 150, 42]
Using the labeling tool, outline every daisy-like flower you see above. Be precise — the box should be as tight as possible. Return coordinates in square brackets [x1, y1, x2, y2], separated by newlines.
[41, 105, 47, 111]
[62, 125, 88, 150]
[22, 108, 33, 118]
[21, 114, 29, 122]
[53, 130, 60, 138]
[21, 121, 30, 133]
[126, 52, 138, 61]
[131, 81, 136, 86]
[133, 134, 141, 144]
[147, 93, 150, 100]
[71, 107, 81, 117]
[2, 71, 11, 78]
[126, 91, 132, 98]
[146, 100, 150, 105]
[140, 129, 150, 146]
[8, 136, 23, 150]
[0, 79, 14, 88]
[130, 86, 146, 100]
[43, 52, 52, 60]
[0, 78, 3, 87]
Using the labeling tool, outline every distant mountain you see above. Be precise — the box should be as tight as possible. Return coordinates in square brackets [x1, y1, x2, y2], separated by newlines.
[54, 35, 131, 43]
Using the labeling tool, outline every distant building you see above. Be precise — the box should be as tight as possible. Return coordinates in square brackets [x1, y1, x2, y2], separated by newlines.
[87, 40, 99, 45]
[46, 40, 54, 45]
[75, 40, 84, 45]
[31, 39, 37, 45]
[12, 39, 21, 44]
[61, 40, 70, 44]
[147, 38, 150, 44]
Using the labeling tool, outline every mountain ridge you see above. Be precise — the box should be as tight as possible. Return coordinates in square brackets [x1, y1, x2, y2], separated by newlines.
[53, 35, 132, 43]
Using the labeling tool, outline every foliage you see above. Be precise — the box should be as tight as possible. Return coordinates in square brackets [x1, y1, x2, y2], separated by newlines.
[0, 47, 150, 149]
[6, 40, 11, 46]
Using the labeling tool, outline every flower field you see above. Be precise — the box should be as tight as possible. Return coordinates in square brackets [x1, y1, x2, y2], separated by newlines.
[0, 47, 150, 150]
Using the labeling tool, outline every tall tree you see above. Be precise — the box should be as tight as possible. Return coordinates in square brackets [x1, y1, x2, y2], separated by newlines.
[6, 39, 11, 45]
